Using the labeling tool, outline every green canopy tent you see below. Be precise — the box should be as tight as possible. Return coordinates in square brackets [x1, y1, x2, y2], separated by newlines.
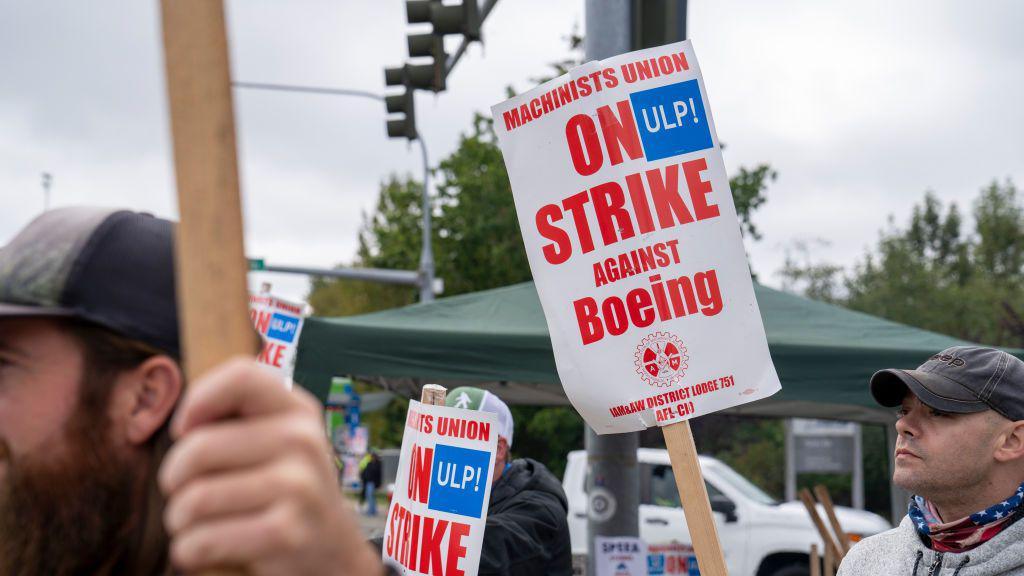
[294, 281, 985, 424]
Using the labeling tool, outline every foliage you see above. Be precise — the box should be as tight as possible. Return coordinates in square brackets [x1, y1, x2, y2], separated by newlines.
[433, 115, 532, 296]
[781, 179, 1024, 348]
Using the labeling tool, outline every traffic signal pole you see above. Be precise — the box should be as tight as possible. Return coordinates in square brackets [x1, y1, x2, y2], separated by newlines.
[233, 81, 439, 301]
[444, 0, 500, 74]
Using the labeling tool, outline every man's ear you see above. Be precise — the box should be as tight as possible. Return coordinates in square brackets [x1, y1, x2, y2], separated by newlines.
[113, 355, 183, 446]
[994, 420, 1024, 464]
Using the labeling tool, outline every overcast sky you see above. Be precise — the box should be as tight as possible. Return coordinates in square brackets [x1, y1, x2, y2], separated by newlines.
[2, 1, 1022, 305]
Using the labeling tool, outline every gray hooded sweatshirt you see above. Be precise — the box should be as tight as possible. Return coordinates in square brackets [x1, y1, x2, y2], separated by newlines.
[838, 515, 1024, 576]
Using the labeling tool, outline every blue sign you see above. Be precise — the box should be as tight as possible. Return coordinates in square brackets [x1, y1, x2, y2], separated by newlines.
[346, 404, 360, 429]
[267, 312, 300, 343]
[629, 79, 713, 162]
[427, 444, 491, 518]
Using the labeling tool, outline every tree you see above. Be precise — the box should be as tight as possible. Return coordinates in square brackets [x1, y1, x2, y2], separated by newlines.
[307, 175, 422, 316]
[780, 179, 1024, 348]
[433, 114, 531, 296]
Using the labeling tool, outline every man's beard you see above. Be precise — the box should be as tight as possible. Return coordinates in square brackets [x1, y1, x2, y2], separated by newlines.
[0, 412, 141, 575]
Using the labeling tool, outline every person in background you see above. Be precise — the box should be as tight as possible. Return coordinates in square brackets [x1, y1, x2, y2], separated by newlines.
[361, 449, 383, 516]
[839, 346, 1024, 575]
[445, 386, 572, 576]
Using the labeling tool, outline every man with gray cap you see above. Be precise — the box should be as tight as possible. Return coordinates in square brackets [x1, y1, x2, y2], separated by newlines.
[445, 386, 572, 576]
[838, 346, 1024, 576]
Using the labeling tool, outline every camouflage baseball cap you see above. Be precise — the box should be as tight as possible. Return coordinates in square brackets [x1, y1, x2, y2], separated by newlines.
[0, 207, 180, 357]
[445, 386, 515, 448]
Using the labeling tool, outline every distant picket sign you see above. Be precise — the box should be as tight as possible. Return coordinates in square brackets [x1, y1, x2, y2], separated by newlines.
[248, 292, 306, 379]
[491, 40, 781, 434]
[383, 401, 498, 576]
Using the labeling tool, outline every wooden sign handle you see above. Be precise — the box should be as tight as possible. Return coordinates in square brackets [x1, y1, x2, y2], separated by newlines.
[809, 544, 821, 576]
[813, 485, 850, 556]
[799, 488, 843, 563]
[421, 384, 447, 406]
[161, 0, 252, 574]
[661, 421, 729, 575]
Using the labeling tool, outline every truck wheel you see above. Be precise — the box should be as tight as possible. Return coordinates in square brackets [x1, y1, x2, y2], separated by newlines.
[768, 564, 809, 576]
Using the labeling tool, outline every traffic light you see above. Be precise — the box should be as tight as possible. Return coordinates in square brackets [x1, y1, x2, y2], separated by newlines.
[403, 0, 481, 93]
[384, 0, 484, 140]
[384, 71, 417, 140]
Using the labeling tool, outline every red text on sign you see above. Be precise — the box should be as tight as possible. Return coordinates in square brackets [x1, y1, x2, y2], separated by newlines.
[535, 157, 719, 265]
[256, 340, 286, 368]
[408, 444, 433, 504]
[574, 269, 722, 345]
[386, 501, 470, 576]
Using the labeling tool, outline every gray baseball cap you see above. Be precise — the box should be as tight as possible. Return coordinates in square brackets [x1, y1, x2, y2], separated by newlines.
[0, 207, 180, 357]
[870, 346, 1024, 421]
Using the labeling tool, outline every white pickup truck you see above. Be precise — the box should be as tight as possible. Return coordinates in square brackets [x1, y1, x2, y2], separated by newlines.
[564, 449, 891, 576]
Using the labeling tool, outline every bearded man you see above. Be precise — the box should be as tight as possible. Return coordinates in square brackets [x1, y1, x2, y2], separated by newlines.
[0, 207, 384, 575]
[838, 346, 1024, 576]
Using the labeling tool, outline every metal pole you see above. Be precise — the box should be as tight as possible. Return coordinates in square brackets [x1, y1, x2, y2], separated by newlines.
[417, 136, 435, 302]
[233, 81, 436, 301]
[584, 2, 638, 575]
[852, 423, 864, 509]
[444, 0, 501, 74]
[260, 264, 421, 285]
[785, 418, 796, 502]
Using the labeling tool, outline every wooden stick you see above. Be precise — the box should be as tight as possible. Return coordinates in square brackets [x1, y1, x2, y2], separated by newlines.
[814, 484, 850, 557]
[809, 544, 821, 576]
[421, 384, 447, 406]
[798, 488, 842, 564]
[161, 1, 250, 574]
[823, 539, 835, 576]
[661, 421, 728, 575]
[162, 0, 252, 380]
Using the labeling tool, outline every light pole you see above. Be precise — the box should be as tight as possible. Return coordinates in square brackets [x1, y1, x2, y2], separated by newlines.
[233, 81, 437, 302]
[41, 172, 52, 211]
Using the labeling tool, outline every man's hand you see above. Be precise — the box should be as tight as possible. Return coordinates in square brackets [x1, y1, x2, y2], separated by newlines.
[158, 357, 383, 575]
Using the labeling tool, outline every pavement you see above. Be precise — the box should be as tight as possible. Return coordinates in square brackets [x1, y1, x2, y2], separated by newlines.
[347, 494, 388, 538]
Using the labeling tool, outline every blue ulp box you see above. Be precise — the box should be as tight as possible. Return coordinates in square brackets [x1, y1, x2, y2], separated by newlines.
[427, 444, 491, 518]
[629, 79, 713, 162]
[267, 312, 299, 343]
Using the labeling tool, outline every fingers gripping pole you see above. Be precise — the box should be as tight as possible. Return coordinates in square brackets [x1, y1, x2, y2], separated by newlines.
[661, 421, 729, 575]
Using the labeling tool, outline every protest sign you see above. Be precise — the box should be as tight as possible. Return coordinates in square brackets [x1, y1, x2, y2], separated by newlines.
[491, 39, 780, 433]
[595, 537, 648, 576]
[383, 400, 498, 576]
[248, 292, 307, 379]
[493, 40, 782, 574]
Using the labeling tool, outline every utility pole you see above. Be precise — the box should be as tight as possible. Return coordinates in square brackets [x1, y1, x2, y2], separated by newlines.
[584, 2, 686, 574]
[583, 3, 637, 573]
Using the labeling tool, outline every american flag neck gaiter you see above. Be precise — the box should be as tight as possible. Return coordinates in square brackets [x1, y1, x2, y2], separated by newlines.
[908, 481, 1024, 553]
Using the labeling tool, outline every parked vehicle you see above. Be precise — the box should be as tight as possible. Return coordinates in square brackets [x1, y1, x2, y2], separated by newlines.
[563, 449, 891, 576]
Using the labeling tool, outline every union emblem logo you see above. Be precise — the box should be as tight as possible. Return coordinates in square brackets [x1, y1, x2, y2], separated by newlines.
[634, 332, 688, 387]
